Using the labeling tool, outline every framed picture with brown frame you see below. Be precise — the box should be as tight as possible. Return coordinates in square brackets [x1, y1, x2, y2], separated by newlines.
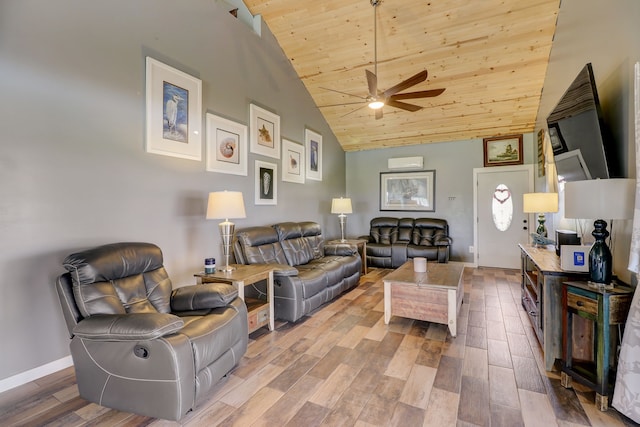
[483, 134, 523, 167]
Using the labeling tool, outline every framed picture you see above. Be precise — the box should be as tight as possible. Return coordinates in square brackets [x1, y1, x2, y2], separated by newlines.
[548, 123, 568, 155]
[205, 113, 248, 175]
[249, 104, 280, 159]
[255, 160, 277, 205]
[483, 134, 523, 167]
[305, 128, 323, 181]
[281, 138, 305, 184]
[380, 170, 436, 212]
[145, 57, 202, 160]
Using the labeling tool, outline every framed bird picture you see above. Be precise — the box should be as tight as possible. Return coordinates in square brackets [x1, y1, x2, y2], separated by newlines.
[281, 139, 305, 184]
[145, 57, 202, 160]
[305, 128, 322, 181]
[249, 104, 280, 159]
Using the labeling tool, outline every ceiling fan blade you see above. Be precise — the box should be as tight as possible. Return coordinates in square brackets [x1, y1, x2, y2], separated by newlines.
[383, 70, 428, 98]
[366, 70, 378, 97]
[319, 87, 367, 100]
[386, 99, 422, 112]
[375, 108, 383, 120]
[390, 88, 446, 100]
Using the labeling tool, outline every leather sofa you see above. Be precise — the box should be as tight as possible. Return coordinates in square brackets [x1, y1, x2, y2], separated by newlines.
[233, 221, 361, 323]
[55, 242, 248, 421]
[362, 217, 452, 268]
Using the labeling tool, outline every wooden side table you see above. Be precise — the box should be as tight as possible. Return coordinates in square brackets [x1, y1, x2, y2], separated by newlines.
[561, 281, 633, 410]
[327, 238, 367, 274]
[195, 264, 274, 334]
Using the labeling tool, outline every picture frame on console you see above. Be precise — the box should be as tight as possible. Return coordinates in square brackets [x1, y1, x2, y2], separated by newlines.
[281, 139, 305, 184]
[205, 113, 247, 176]
[145, 57, 202, 161]
[380, 170, 436, 212]
[483, 134, 523, 167]
[255, 160, 277, 205]
[249, 104, 280, 159]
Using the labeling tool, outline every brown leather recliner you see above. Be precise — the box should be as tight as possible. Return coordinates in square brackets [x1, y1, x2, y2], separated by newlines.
[55, 242, 248, 421]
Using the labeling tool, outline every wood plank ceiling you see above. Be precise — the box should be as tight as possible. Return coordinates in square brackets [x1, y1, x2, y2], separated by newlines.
[243, 0, 560, 152]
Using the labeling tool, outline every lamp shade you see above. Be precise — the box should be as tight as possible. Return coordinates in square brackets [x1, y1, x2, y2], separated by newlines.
[206, 191, 246, 220]
[564, 179, 634, 220]
[523, 192, 559, 213]
[331, 197, 353, 214]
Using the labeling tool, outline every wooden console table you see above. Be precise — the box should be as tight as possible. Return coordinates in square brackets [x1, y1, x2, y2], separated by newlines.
[519, 244, 590, 371]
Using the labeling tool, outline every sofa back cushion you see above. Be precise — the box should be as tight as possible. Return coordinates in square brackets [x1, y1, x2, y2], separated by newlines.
[235, 227, 288, 265]
[412, 218, 449, 246]
[63, 242, 172, 318]
[274, 222, 315, 266]
[369, 217, 399, 244]
[397, 218, 415, 242]
[300, 221, 325, 259]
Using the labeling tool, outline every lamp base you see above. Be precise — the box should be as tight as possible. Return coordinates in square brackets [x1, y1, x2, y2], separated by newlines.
[536, 213, 547, 237]
[589, 219, 612, 285]
[219, 264, 236, 273]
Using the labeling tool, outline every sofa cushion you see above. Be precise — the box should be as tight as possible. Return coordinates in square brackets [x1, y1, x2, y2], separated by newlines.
[274, 222, 315, 266]
[235, 227, 288, 265]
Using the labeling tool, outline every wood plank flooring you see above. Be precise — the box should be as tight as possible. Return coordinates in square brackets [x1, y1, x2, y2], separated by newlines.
[1, 267, 638, 426]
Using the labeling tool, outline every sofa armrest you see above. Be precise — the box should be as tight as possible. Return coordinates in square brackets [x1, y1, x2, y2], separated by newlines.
[171, 283, 238, 311]
[73, 313, 184, 341]
[271, 263, 299, 277]
[324, 243, 357, 256]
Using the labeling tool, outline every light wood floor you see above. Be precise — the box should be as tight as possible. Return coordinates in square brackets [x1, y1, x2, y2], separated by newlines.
[1, 267, 638, 426]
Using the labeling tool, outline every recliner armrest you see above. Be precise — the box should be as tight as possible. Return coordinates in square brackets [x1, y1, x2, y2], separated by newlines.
[73, 313, 184, 341]
[434, 236, 453, 246]
[171, 283, 238, 311]
[271, 263, 299, 277]
[324, 243, 357, 256]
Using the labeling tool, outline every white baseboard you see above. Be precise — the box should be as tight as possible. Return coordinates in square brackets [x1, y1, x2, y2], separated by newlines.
[0, 356, 73, 394]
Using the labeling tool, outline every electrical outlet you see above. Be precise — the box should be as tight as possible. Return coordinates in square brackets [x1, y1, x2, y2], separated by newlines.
[469, 246, 475, 253]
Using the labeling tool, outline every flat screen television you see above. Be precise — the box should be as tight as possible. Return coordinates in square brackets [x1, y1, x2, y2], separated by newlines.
[546, 63, 619, 182]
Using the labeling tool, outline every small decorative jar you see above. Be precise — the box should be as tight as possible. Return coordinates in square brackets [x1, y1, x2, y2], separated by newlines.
[204, 258, 216, 274]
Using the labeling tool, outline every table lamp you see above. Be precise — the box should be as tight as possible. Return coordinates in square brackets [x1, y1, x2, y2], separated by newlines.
[523, 192, 559, 237]
[206, 191, 246, 272]
[331, 197, 352, 242]
[564, 178, 634, 285]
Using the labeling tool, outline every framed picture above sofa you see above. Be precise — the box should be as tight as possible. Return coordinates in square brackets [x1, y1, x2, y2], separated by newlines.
[380, 170, 436, 212]
[255, 160, 277, 205]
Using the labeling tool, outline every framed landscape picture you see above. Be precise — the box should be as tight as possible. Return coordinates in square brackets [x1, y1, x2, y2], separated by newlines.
[145, 57, 202, 160]
[305, 128, 322, 181]
[205, 113, 247, 176]
[249, 104, 280, 159]
[483, 134, 523, 167]
[380, 170, 436, 212]
[255, 160, 277, 205]
[281, 139, 305, 184]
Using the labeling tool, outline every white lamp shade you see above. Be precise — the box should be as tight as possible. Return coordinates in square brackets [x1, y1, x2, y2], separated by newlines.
[564, 179, 635, 220]
[206, 191, 246, 220]
[523, 192, 559, 213]
[331, 197, 353, 214]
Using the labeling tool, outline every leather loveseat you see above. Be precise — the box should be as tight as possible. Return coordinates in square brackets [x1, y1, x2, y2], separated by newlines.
[233, 221, 361, 323]
[55, 242, 248, 421]
[363, 217, 452, 268]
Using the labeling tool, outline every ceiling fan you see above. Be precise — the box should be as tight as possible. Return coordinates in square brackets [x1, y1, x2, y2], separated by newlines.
[320, 0, 445, 119]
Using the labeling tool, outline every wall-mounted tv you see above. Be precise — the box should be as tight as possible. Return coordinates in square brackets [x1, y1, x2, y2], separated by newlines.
[546, 63, 619, 182]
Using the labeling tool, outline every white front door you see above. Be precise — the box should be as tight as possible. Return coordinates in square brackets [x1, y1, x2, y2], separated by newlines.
[474, 165, 533, 269]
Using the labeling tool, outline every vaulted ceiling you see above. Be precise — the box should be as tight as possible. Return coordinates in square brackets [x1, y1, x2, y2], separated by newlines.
[243, 0, 560, 152]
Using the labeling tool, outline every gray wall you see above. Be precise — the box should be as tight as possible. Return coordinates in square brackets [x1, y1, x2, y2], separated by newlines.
[346, 134, 536, 263]
[0, 1, 346, 382]
[535, 0, 640, 284]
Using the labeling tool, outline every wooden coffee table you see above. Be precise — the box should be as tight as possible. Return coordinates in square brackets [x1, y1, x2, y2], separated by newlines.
[383, 260, 465, 337]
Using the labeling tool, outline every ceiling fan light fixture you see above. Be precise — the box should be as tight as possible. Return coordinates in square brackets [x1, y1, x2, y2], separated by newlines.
[368, 100, 385, 109]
